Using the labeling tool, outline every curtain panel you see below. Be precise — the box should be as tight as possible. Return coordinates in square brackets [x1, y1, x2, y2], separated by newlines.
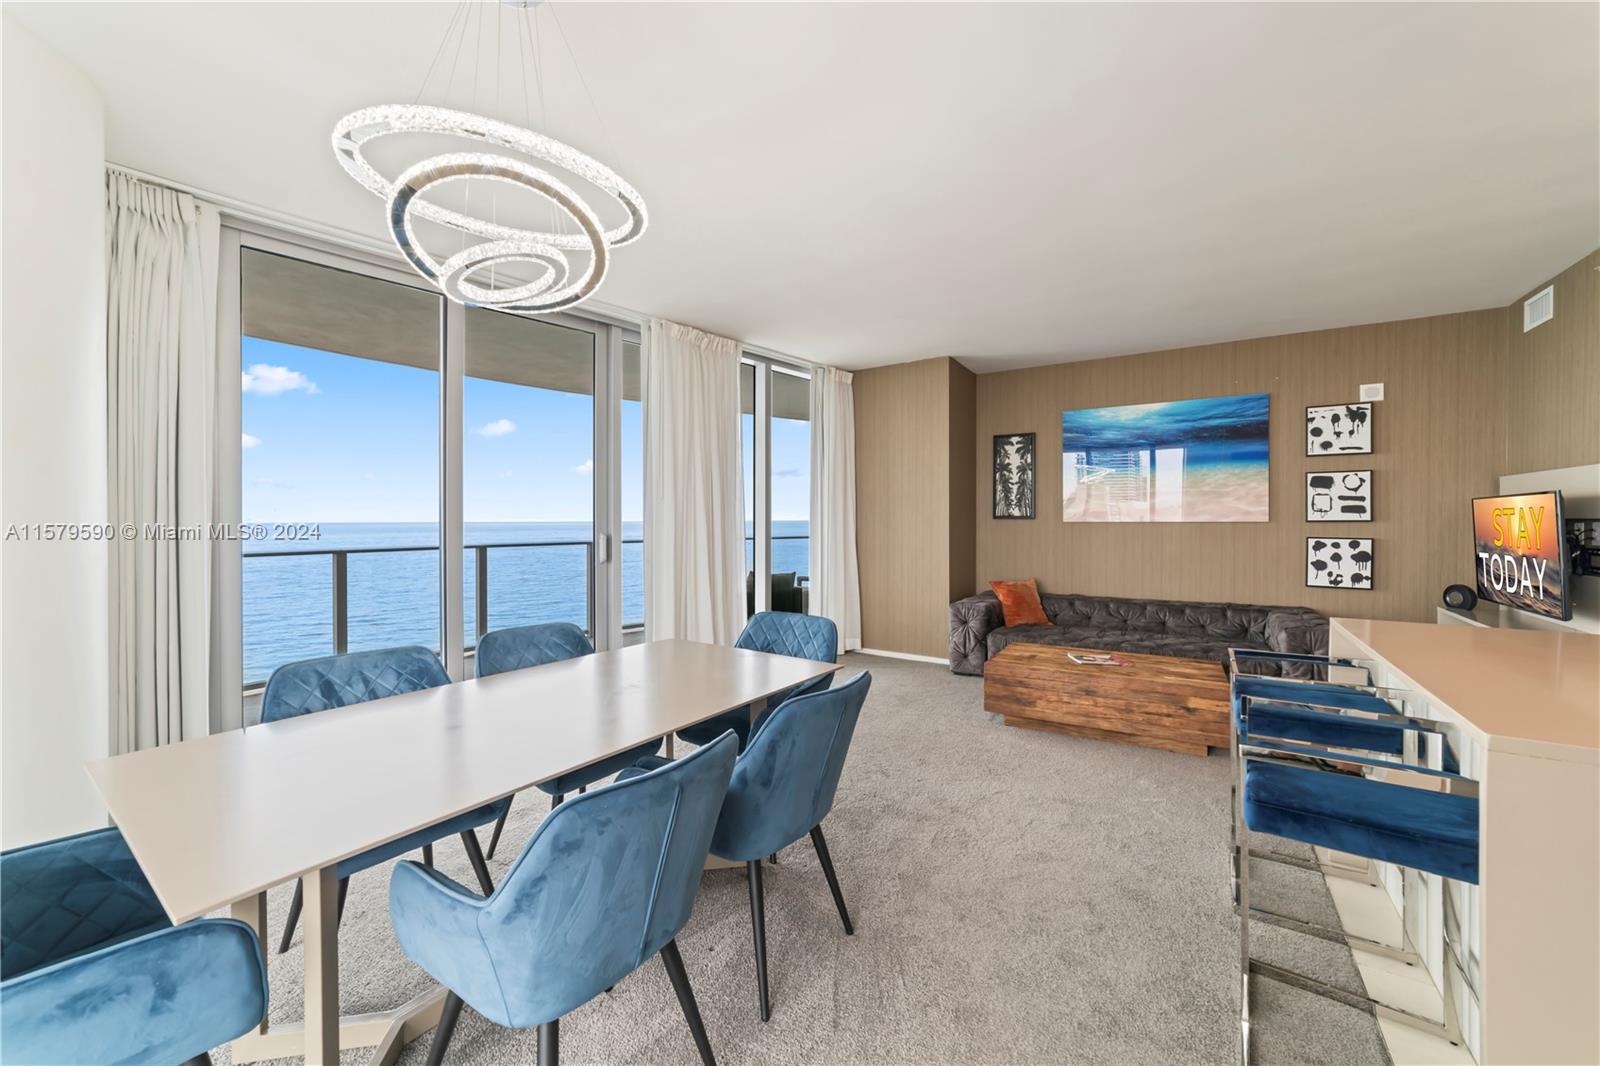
[808, 367, 863, 653]
[642, 319, 745, 644]
[106, 173, 220, 753]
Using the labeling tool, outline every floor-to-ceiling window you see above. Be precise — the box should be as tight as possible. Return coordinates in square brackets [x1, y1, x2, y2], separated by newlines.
[238, 248, 442, 699]
[228, 235, 637, 722]
[462, 308, 597, 658]
[741, 355, 811, 618]
[770, 366, 812, 612]
[620, 339, 644, 637]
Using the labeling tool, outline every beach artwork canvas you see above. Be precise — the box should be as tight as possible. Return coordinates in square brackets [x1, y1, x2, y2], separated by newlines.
[1061, 393, 1270, 522]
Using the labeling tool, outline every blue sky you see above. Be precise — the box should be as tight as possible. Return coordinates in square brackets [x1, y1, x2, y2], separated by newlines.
[242, 337, 810, 523]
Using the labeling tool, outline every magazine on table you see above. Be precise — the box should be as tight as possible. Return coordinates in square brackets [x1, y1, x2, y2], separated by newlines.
[1067, 652, 1131, 666]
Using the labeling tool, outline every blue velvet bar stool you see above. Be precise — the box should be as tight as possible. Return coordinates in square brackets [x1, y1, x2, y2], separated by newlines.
[473, 622, 664, 859]
[675, 612, 839, 754]
[261, 644, 508, 954]
[1225, 648, 1457, 903]
[0, 827, 269, 1066]
[1235, 697, 1480, 1062]
[623, 670, 872, 1022]
[390, 731, 740, 1066]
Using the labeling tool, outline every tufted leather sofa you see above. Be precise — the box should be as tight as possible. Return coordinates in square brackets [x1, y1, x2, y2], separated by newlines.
[948, 590, 1327, 676]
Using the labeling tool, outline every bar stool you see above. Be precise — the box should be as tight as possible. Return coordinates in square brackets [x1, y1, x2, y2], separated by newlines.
[1226, 649, 1457, 906]
[1234, 693, 1479, 1063]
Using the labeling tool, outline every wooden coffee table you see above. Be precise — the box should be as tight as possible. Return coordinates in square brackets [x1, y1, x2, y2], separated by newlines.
[983, 642, 1230, 756]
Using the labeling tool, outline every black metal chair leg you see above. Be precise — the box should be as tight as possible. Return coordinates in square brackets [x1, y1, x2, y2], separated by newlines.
[422, 843, 435, 867]
[660, 939, 716, 1066]
[747, 859, 771, 1022]
[278, 881, 303, 954]
[426, 991, 463, 1066]
[461, 830, 495, 896]
[810, 825, 854, 935]
[179, 1052, 214, 1066]
[336, 877, 349, 927]
[538, 1018, 559, 1066]
[485, 801, 512, 860]
[550, 793, 564, 810]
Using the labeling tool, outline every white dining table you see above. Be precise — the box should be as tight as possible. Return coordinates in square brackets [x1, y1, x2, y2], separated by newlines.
[85, 639, 839, 1066]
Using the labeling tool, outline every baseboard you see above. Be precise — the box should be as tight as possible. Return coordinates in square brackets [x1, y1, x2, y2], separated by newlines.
[854, 647, 948, 665]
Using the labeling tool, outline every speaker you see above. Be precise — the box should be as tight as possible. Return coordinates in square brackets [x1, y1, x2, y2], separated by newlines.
[1442, 584, 1477, 611]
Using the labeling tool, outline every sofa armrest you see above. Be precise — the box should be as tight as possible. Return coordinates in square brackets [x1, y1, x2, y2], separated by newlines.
[950, 592, 1003, 675]
[1265, 609, 1329, 675]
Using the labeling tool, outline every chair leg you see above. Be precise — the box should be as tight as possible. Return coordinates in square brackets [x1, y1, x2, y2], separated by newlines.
[747, 859, 771, 1022]
[336, 877, 349, 927]
[179, 1053, 214, 1066]
[538, 1019, 559, 1066]
[810, 825, 854, 935]
[660, 939, 716, 1066]
[423, 843, 435, 867]
[460, 830, 495, 896]
[550, 793, 564, 810]
[278, 880, 303, 954]
[426, 991, 463, 1066]
[1238, 768, 1253, 1064]
[485, 801, 512, 860]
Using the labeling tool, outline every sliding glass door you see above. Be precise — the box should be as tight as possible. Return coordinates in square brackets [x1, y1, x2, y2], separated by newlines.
[462, 308, 597, 664]
[224, 231, 640, 725]
[741, 355, 812, 618]
[237, 247, 443, 711]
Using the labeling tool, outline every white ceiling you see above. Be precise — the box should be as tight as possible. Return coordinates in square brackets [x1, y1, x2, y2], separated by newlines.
[10, 2, 1598, 372]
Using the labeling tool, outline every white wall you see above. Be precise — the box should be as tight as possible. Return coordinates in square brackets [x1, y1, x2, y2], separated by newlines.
[1, 17, 110, 847]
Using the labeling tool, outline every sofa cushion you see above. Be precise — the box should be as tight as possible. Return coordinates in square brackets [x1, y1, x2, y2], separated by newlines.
[989, 579, 1050, 626]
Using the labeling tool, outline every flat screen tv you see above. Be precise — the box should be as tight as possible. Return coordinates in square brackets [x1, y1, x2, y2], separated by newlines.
[1472, 491, 1570, 620]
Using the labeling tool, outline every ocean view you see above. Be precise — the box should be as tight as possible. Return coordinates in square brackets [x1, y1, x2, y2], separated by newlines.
[242, 520, 810, 684]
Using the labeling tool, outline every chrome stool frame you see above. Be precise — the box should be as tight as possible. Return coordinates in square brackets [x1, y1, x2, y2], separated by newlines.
[1234, 718, 1479, 1063]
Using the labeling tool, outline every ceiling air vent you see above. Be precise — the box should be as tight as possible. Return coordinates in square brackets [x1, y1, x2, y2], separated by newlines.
[1523, 285, 1554, 332]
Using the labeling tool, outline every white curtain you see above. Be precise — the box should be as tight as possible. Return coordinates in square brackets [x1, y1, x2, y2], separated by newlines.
[643, 318, 745, 644]
[808, 367, 862, 653]
[106, 173, 220, 753]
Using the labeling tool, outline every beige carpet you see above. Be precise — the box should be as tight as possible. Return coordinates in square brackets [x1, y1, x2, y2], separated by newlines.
[217, 652, 1389, 1065]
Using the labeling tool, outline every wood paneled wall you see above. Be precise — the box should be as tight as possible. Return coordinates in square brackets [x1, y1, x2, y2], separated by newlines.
[1505, 250, 1600, 473]
[947, 362, 977, 601]
[855, 357, 961, 656]
[973, 311, 1508, 624]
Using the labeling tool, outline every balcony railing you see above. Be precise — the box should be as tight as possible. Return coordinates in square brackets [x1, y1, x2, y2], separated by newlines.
[243, 534, 809, 689]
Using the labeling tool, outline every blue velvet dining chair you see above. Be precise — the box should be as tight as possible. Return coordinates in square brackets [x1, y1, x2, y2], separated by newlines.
[1233, 682, 1479, 1062]
[261, 644, 507, 954]
[389, 730, 739, 1066]
[624, 670, 871, 1022]
[676, 612, 839, 754]
[473, 622, 663, 859]
[0, 827, 269, 1066]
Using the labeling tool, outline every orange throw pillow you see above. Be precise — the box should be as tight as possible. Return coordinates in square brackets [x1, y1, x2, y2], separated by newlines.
[989, 578, 1050, 627]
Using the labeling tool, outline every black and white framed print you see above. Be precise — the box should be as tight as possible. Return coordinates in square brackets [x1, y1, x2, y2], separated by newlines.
[993, 433, 1036, 519]
[1306, 470, 1373, 522]
[1305, 403, 1372, 455]
[1307, 537, 1374, 589]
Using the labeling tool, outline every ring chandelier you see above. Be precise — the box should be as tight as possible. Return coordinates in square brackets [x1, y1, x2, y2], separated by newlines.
[330, 3, 647, 315]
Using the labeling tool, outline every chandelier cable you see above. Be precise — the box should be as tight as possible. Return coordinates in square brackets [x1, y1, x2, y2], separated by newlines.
[330, 0, 646, 315]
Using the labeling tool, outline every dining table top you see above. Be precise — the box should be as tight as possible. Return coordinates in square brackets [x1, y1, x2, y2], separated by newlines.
[86, 639, 841, 923]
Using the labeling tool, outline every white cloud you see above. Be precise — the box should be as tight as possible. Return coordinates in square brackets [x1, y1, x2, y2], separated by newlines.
[241, 364, 319, 396]
[477, 418, 517, 438]
[775, 467, 805, 478]
[574, 458, 594, 475]
[241, 432, 261, 449]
